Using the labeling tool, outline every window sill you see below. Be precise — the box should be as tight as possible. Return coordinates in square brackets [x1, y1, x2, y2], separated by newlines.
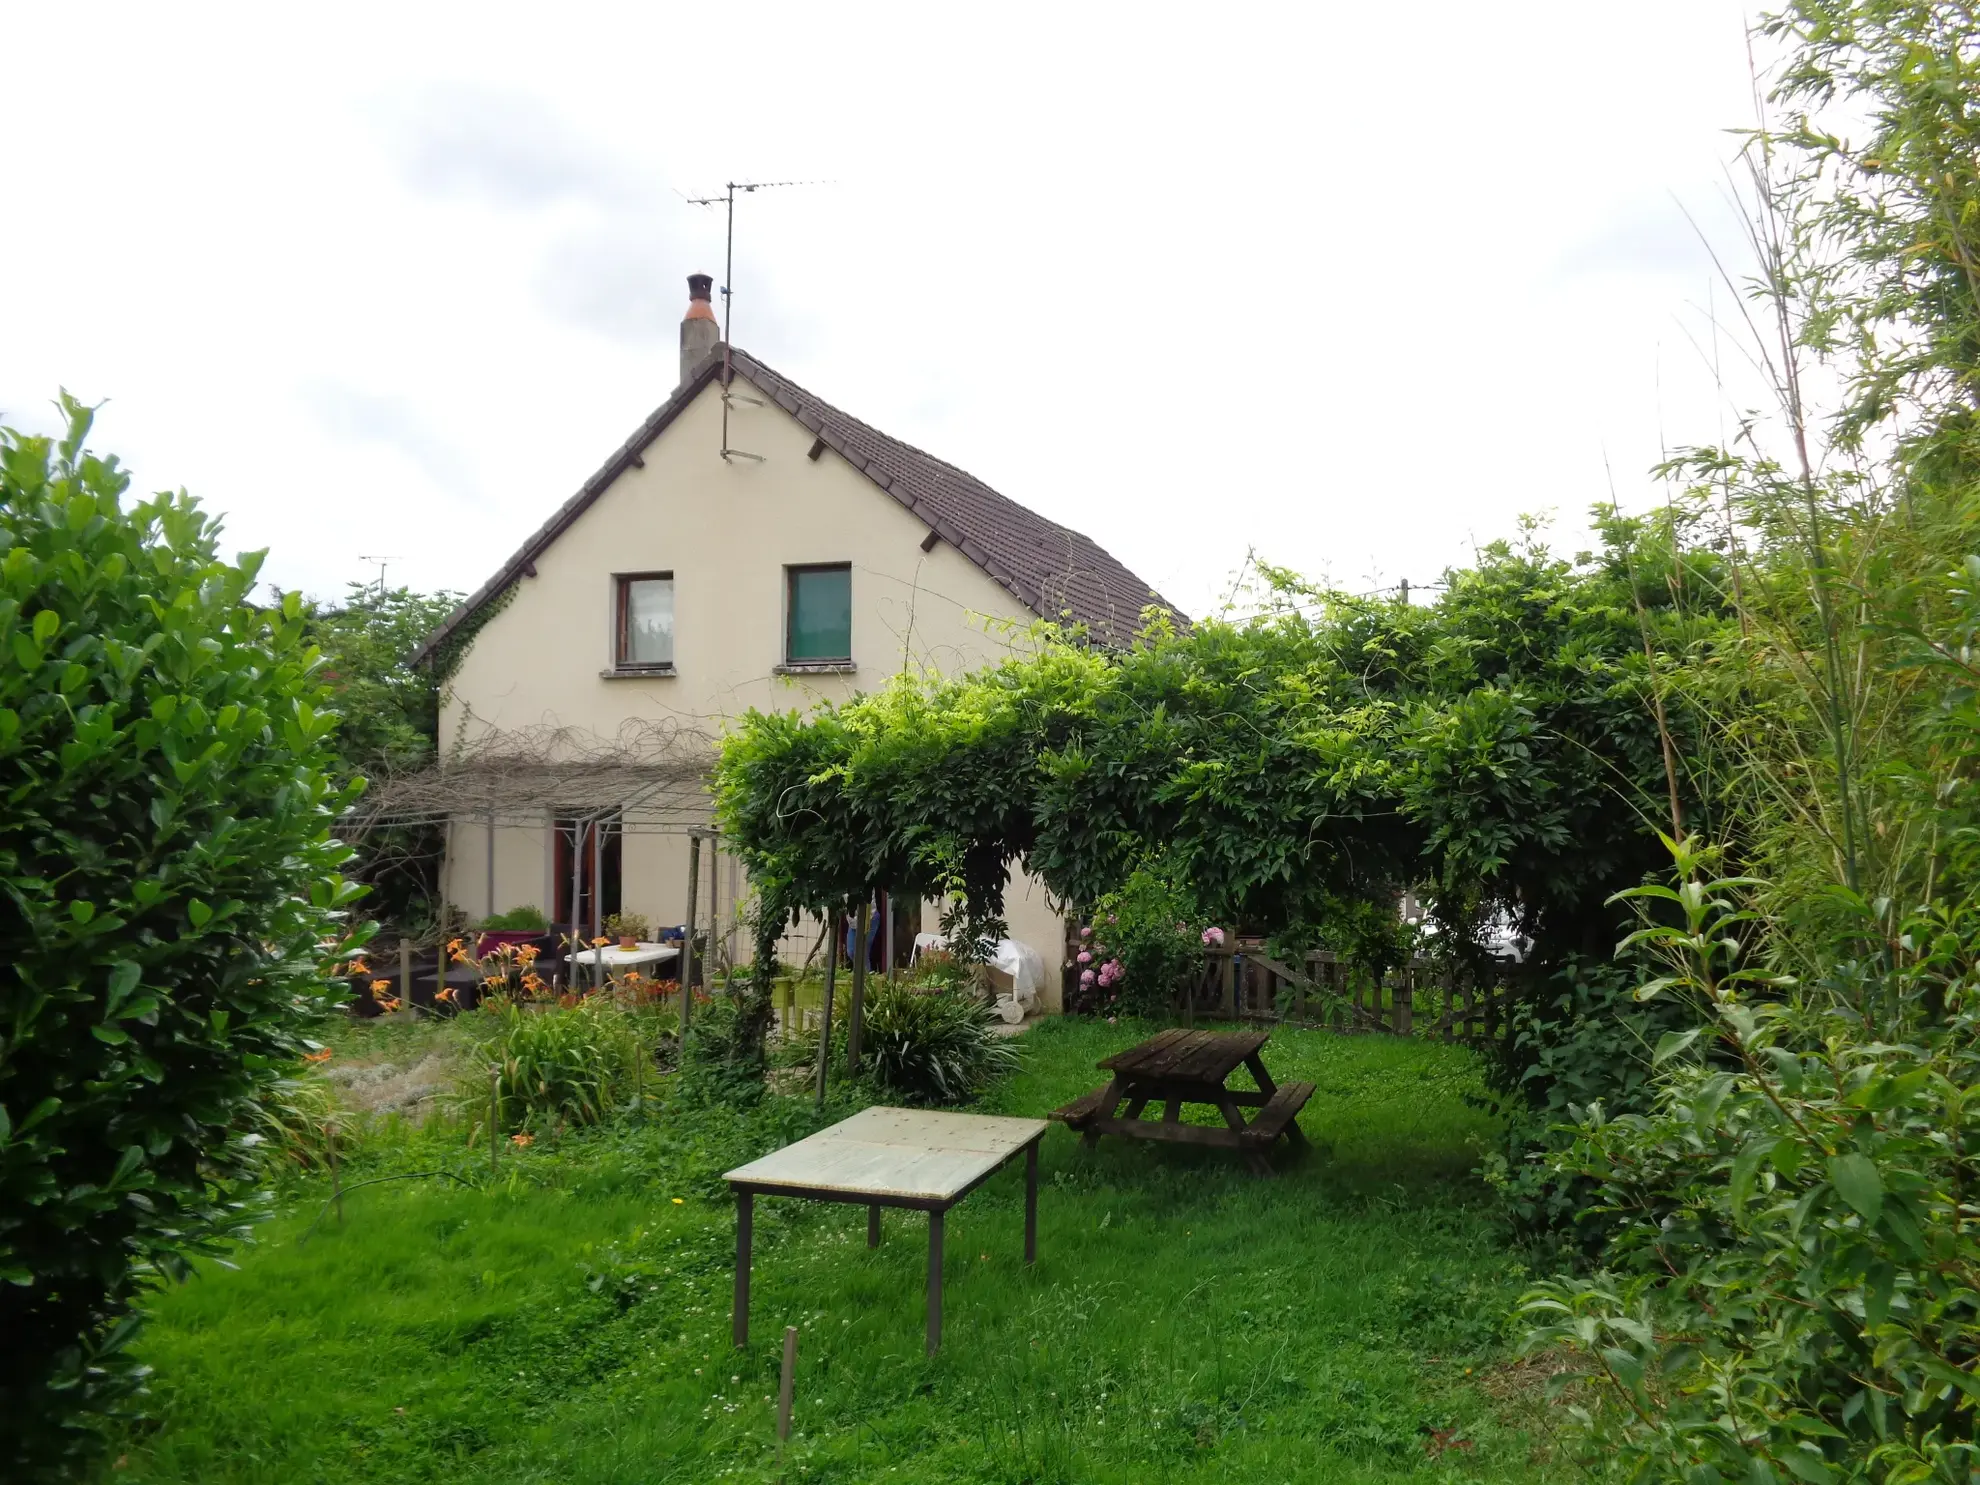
[774, 660, 857, 676]
[599, 665, 677, 680]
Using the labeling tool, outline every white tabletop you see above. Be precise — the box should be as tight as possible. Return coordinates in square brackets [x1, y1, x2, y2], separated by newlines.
[725, 1106, 1049, 1203]
[571, 942, 681, 969]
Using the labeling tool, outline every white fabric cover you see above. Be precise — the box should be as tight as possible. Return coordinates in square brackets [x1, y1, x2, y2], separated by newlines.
[912, 932, 1048, 1020]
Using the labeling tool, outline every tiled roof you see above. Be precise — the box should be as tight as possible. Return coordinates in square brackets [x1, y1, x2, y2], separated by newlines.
[411, 347, 1183, 667]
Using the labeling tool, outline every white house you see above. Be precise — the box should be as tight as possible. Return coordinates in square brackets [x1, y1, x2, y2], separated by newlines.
[404, 276, 1181, 1009]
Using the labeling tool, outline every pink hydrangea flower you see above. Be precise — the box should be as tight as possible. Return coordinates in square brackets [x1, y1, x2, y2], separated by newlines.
[1079, 925, 1092, 938]
[1201, 926, 1225, 947]
[1076, 950, 1092, 964]
[1079, 969, 1096, 987]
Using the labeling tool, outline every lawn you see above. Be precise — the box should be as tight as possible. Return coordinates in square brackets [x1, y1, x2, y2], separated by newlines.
[108, 1017, 1567, 1484]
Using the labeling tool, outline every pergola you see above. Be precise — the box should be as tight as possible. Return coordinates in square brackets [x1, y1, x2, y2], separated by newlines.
[344, 746, 725, 975]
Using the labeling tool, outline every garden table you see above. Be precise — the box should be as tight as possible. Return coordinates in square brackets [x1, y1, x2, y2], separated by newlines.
[725, 1106, 1048, 1355]
[1048, 1028, 1313, 1176]
[569, 942, 680, 972]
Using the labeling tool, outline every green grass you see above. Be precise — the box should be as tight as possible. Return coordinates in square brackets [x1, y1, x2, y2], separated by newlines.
[110, 1018, 1564, 1484]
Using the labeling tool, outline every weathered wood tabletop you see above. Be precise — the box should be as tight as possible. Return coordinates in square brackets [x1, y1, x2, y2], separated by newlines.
[725, 1107, 1049, 1355]
[1054, 1029, 1313, 1175]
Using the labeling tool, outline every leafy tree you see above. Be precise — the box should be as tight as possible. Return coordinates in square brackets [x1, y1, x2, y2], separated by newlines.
[1514, 2, 1980, 1478]
[304, 583, 459, 925]
[307, 582, 459, 785]
[716, 530, 1718, 1018]
[0, 399, 366, 1479]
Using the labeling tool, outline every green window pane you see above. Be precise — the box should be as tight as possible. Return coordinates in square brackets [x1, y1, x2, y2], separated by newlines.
[787, 566, 851, 661]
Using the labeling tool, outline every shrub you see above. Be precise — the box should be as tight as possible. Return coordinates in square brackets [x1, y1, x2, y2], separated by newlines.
[1479, 954, 1693, 1254]
[0, 399, 364, 1479]
[243, 1062, 343, 1175]
[675, 993, 769, 1109]
[860, 984, 1020, 1104]
[478, 904, 548, 931]
[1521, 850, 1980, 1482]
[1082, 861, 1210, 1017]
[458, 999, 643, 1134]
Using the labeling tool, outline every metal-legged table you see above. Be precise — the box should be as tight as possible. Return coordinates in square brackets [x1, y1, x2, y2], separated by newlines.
[726, 1107, 1048, 1355]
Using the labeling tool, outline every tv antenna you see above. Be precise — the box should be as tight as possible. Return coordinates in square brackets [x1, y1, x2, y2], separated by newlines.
[683, 178, 826, 460]
[357, 554, 402, 599]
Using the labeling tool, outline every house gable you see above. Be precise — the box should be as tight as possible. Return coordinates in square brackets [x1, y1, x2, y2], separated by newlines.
[414, 349, 1181, 675]
[435, 366, 1049, 747]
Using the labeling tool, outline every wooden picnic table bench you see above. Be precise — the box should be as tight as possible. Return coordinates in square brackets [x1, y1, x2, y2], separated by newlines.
[1049, 1028, 1312, 1175]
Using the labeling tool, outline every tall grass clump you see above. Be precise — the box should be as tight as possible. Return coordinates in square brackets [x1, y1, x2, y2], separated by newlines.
[458, 999, 645, 1135]
[862, 984, 1020, 1104]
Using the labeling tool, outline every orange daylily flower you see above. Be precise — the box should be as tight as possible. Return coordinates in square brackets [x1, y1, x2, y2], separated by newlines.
[591, 936, 609, 948]
[447, 938, 463, 953]
[511, 1132, 534, 1148]
[436, 987, 455, 1004]
[302, 1047, 332, 1065]
[515, 944, 540, 964]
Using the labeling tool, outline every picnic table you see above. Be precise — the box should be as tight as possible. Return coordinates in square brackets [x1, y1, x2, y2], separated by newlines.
[725, 1106, 1048, 1355]
[1048, 1028, 1313, 1175]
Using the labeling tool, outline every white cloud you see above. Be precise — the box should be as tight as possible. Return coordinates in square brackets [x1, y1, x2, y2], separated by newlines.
[0, 0, 1773, 617]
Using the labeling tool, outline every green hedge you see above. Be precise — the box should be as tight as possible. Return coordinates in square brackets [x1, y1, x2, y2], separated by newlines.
[0, 399, 367, 1479]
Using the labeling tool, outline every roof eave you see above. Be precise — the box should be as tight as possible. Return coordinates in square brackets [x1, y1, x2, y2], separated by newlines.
[408, 352, 730, 668]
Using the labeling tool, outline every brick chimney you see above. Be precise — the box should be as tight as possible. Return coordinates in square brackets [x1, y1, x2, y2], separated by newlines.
[680, 273, 720, 388]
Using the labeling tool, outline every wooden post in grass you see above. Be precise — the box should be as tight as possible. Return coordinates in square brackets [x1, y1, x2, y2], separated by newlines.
[488, 1065, 501, 1174]
[683, 834, 701, 1037]
[815, 910, 840, 1113]
[777, 1325, 798, 1447]
[847, 900, 870, 1071]
[398, 940, 411, 1015]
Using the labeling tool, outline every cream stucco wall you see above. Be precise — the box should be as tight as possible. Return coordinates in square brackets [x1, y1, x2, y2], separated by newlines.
[440, 372, 1066, 1009]
[441, 377, 1043, 740]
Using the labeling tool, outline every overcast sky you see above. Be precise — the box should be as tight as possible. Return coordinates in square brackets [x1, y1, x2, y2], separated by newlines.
[2, 2, 1772, 619]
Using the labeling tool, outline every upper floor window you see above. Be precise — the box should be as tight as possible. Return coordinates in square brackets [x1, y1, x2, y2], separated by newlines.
[785, 564, 851, 664]
[615, 573, 674, 668]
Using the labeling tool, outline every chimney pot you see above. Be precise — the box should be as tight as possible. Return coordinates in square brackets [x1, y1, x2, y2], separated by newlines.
[679, 272, 721, 388]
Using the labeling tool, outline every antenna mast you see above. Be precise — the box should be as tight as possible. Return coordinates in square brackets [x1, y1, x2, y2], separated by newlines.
[684, 178, 822, 460]
[357, 554, 401, 599]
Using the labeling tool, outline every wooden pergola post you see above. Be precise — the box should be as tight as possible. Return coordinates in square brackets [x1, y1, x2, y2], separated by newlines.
[814, 907, 840, 1113]
[591, 820, 605, 992]
[683, 833, 701, 1034]
[706, 831, 721, 987]
[848, 899, 870, 1070]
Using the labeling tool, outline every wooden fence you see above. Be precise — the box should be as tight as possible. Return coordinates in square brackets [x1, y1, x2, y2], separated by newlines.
[1117, 942, 1511, 1046]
